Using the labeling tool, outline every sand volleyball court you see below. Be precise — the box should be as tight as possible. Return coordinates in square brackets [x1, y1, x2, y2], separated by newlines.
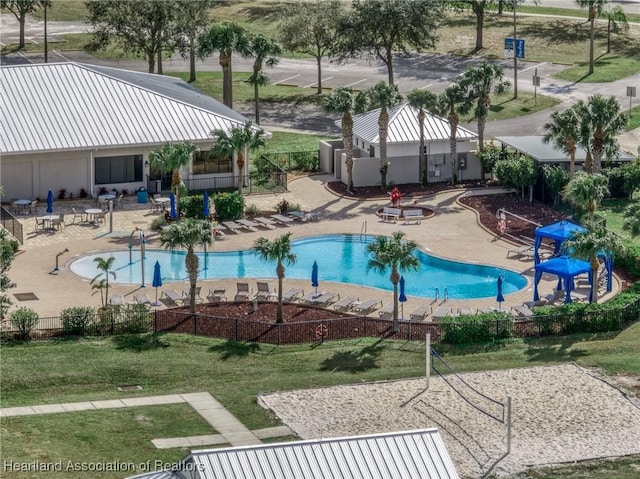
[259, 364, 640, 477]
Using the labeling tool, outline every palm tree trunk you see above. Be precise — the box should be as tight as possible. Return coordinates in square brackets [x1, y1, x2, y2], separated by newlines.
[253, 60, 261, 124]
[418, 110, 426, 186]
[590, 256, 599, 303]
[186, 250, 199, 314]
[277, 265, 284, 323]
[589, 8, 596, 75]
[172, 170, 182, 204]
[449, 113, 459, 184]
[189, 38, 197, 83]
[344, 112, 354, 192]
[236, 152, 245, 193]
[379, 109, 389, 190]
[391, 268, 400, 332]
[221, 53, 233, 107]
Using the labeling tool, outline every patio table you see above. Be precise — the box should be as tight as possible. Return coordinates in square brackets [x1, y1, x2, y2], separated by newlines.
[40, 214, 60, 230]
[13, 199, 31, 215]
[155, 197, 170, 210]
[85, 208, 103, 224]
[98, 194, 116, 201]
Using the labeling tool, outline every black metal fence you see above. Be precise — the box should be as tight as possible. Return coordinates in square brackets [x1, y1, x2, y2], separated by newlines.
[0, 206, 24, 244]
[178, 171, 287, 195]
[6, 299, 639, 345]
[260, 150, 319, 172]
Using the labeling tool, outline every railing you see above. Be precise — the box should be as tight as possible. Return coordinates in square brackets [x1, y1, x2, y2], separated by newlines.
[260, 150, 319, 172]
[0, 206, 24, 244]
[181, 171, 287, 195]
[5, 299, 639, 345]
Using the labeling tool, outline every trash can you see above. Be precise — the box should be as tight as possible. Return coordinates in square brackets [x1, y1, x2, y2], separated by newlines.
[137, 187, 148, 204]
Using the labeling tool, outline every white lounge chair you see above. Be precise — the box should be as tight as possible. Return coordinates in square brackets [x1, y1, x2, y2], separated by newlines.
[109, 295, 125, 306]
[457, 307, 475, 316]
[288, 211, 317, 222]
[409, 305, 430, 321]
[133, 292, 151, 305]
[432, 306, 453, 321]
[378, 303, 395, 320]
[298, 291, 339, 306]
[207, 288, 227, 302]
[270, 214, 294, 226]
[511, 305, 534, 318]
[161, 289, 183, 305]
[507, 245, 534, 259]
[255, 282, 276, 301]
[237, 219, 260, 230]
[282, 288, 304, 302]
[221, 221, 243, 233]
[254, 217, 278, 229]
[332, 296, 358, 312]
[182, 287, 203, 304]
[351, 299, 382, 315]
[235, 282, 252, 301]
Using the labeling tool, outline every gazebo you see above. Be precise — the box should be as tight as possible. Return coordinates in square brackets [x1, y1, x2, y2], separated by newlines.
[533, 220, 613, 303]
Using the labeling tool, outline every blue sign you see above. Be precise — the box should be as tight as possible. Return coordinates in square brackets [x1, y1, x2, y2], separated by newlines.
[504, 37, 525, 59]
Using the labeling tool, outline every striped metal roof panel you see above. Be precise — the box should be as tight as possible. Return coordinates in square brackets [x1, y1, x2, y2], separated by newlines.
[177, 429, 459, 479]
[0, 63, 249, 155]
[348, 103, 477, 144]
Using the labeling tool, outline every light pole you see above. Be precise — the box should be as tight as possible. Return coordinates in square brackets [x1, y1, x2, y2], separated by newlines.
[513, 0, 518, 99]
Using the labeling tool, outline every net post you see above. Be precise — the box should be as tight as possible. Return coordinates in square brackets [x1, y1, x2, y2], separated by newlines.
[507, 396, 512, 454]
[426, 333, 431, 390]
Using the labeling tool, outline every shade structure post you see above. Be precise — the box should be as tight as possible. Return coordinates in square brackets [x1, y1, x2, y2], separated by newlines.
[426, 333, 431, 390]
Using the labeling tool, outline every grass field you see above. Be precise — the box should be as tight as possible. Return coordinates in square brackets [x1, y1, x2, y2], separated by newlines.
[1, 323, 639, 478]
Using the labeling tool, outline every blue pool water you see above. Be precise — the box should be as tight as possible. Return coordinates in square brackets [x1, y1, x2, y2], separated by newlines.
[70, 234, 526, 299]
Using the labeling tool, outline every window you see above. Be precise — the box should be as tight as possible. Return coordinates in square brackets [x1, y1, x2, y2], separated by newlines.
[95, 154, 142, 184]
[192, 150, 232, 174]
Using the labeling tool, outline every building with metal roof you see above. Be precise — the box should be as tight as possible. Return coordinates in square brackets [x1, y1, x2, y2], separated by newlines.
[0, 63, 257, 201]
[320, 103, 480, 187]
[127, 429, 459, 479]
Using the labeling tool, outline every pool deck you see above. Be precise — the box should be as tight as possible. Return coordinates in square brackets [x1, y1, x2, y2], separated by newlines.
[5, 175, 619, 322]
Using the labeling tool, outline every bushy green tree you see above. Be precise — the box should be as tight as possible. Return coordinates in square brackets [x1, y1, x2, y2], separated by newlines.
[0, 229, 18, 320]
[562, 172, 609, 221]
[493, 153, 537, 201]
[149, 142, 199, 207]
[1, 0, 46, 49]
[213, 191, 244, 220]
[9, 307, 39, 340]
[543, 165, 570, 206]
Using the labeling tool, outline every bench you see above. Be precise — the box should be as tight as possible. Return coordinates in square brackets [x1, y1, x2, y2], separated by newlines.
[403, 209, 424, 224]
[381, 207, 401, 222]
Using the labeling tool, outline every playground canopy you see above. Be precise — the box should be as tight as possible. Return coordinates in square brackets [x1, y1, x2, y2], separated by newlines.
[533, 220, 613, 303]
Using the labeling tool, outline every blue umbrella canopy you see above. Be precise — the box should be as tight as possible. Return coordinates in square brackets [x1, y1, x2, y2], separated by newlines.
[311, 261, 319, 287]
[496, 275, 505, 308]
[399, 276, 407, 302]
[203, 191, 210, 219]
[46, 189, 53, 213]
[152, 261, 163, 305]
[169, 192, 177, 220]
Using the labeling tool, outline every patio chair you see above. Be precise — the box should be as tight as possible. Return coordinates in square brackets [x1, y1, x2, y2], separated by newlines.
[332, 296, 358, 312]
[511, 305, 534, 318]
[282, 288, 304, 302]
[288, 211, 317, 222]
[255, 282, 276, 301]
[161, 289, 183, 305]
[377, 303, 395, 320]
[70, 207, 85, 224]
[544, 290, 565, 305]
[182, 287, 203, 304]
[133, 292, 151, 305]
[52, 214, 64, 230]
[235, 282, 252, 301]
[221, 221, 243, 234]
[506, 245, 533, 259]
[432, 306, 453, 321]
[298, 291, 339, 306]
[270, 214, 294, 226]
[409, 304, 430, 321]
[109, 295, 125, 306]
[254, 217, 278, 229]
[33, 216, 45, 232]
[457, 307, 475, 316]
[28, 199, 38, 214]
[351, 299, 382, 315]
[523, 299, 547, 309]
[237, 219, 260, 230]
[206, 287, 227, 303]
[115, 193, 123, 209]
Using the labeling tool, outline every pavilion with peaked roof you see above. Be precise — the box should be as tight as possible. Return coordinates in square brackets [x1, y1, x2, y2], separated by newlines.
[320, 103, 480, 187]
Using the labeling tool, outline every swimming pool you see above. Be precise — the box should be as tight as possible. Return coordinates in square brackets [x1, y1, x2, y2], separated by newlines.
[70, 234, 526, 299]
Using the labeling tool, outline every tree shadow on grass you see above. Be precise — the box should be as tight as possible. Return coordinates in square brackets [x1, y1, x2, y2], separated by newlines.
[112, 333, 170, 352]
[523, 335, 598, 363]
[209, 340, 261, 361]
[319, 342, 385, 373]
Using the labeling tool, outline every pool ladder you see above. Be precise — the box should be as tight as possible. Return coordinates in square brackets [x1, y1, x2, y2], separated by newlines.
[434, 287, 448, 302]
[360, 220, 367, 240]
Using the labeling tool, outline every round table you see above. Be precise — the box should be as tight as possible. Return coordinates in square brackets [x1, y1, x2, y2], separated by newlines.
[99, 194, 116, 201]
[40, 214, 60, 230]
[155, 197, 171, 210]
[13, 199, 31, 214]
[85, 208, 104, 224]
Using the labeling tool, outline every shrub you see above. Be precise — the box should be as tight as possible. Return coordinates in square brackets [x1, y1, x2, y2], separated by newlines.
[61, 306, 96, 335]
[440, 311, 512, 344]
[79, 187, 88, 198]
[245, 203, 260, 217]
[213, 191, 244, 220]
[150, 215, 168, 231]
[116, 304, 153, 334]
[291, 151, 319, 171]
[9, 307, 39, 340]
[179, 194, 208, 220]
[57, 189, 67, 200]
[253, 154, 273, 175]
[275, 198, 289, 214]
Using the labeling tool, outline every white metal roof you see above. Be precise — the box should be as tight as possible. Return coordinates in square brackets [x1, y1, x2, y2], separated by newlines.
[0, 63, 250, 155]
[346, 103, 477, 145]
[127, 429, 459, 479]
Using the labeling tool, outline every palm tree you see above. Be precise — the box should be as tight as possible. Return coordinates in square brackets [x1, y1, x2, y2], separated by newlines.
[599, 4, 628, 54]
[197, 22, 250, 108]
[253, 233, 297, 323]
[210, 121, 266, 193]
[436, 82, 472, 184]
[366, 231, 419, 333]
[323, 88, 369, 192]
[562, 221, 624, 303]
[575, 94, 627, 174]
[148, 142, 199, 207]
[576, 0, 608, 75]
[543, 108, 581, 179]
[406, 89, 438, 186]
[247, 33, 281, 125]
[562, 172, 609, 221]
[367, 82, 402, 190]
[159, 219, 212, 314]
[622, 204, 640, 237]
[90, 256, 116, 309]
[459, 61, 510, 152]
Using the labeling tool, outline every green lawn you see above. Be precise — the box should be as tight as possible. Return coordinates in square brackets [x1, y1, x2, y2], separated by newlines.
[626, 106, 640, 132]
[554, 54, 640, 83]
[1, 323, 639, 478]
[264, 131, 335, 152]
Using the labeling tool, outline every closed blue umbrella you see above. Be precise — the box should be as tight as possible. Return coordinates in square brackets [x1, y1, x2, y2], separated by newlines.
[46, 189, 53, 213]
[203, 191, 210, 219]
[311, 261, 319, 296]
[496, 275, 505, 310]
[399, 276, 407, 320]
[169, 192, 177, 220]
[152, 261, 163, 305]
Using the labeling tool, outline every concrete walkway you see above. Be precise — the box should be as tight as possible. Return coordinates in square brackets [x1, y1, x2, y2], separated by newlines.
[0, 392, 293, 449]
[4, 175, 619, 321]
